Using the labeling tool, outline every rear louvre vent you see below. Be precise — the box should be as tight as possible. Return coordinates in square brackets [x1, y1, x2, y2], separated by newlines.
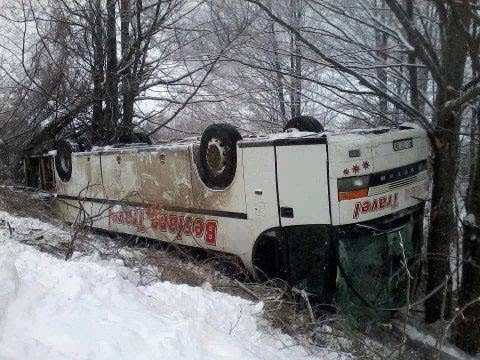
[369, 171, 428, 196]
[370, 160, 427, 187]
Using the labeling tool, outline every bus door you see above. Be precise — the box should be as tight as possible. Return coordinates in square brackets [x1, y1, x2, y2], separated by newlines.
[275, 141, 330, 226]
[274, 141, 335, 300]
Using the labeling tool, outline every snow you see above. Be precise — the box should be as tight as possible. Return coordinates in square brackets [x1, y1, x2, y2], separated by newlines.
[0, 212, 343, 359]
[398, 322, 473, 360]
[87, 141, 195, 156]
[0, 248, 19, 320]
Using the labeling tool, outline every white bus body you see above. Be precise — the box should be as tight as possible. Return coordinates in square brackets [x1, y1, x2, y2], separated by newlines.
[27, 123, 429, 304]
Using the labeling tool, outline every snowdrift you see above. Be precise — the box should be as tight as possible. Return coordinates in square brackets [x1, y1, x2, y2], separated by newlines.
[0, 212, 344, 359]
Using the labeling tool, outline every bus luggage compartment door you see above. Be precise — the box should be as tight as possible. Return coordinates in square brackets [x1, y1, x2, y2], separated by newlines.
[275, 142, 330, 226]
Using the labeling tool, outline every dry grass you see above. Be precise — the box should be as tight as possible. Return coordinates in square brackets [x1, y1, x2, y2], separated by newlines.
[0, 186, 58, 223]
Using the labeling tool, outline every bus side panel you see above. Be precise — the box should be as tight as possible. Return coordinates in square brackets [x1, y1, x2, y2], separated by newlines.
[242, 146, 279, 228]
[73, 155, 104, 199]
[206, 145, 279, 271]
[58, 200, 226, 251]
[56, 154, 101, 198]
[137, 147, 194, 208]
[101, 153, 141, 202]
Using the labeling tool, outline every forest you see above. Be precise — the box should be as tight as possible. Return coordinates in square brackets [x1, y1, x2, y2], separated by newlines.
[0, 0, 479, 357]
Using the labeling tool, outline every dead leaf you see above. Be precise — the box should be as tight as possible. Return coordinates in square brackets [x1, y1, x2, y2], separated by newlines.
[434, 137, 445, 150]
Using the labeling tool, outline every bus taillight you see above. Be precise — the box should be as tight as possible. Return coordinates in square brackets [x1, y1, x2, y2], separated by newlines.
[338, 175, 370, 201]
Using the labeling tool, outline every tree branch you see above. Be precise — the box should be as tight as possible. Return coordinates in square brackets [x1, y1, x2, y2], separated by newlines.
[443, 85, 480, 110]
[245, 0, 431, 130]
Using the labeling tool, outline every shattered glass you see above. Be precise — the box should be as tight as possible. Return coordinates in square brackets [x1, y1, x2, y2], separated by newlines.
[336, 216, 422, 326]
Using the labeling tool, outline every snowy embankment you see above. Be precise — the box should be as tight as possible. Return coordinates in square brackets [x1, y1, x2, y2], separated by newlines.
[0, 212, 344, 359]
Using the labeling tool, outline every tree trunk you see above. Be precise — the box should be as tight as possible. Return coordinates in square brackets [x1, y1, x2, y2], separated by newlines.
[455, 100, 480, 355]
[425, 100, 459, 322]
[289, 0, 302, 119]
[268, 21, 287, 126]
[105, 0, 119, 142]
[91, 0, 106, 145]
[425, 3, 471, 323]
[375, 0, 388, 123]
[457, 113, 480, 354]
[405, 0, 419, 111]
[120, 0, 135, 136]
[455, 223, 480, 355]
[416, 65, 429, 114]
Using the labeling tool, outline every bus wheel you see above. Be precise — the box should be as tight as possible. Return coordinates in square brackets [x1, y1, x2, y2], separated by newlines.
[283, 115, 324, 133]
[118, 133, 140, 144]
[199, 123, 242, 189]
[55, 139, 79, 182]
[134, 132, 152, 145]
[117, 132, 151, 145]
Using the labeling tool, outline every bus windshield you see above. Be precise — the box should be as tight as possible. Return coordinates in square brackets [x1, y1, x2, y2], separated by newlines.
[336, 212, 423, 324]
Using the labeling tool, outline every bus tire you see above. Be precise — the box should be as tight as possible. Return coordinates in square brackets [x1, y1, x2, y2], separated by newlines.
[118, 133, 140, 144]
[55, 139, 79, 183]
[199, 123, 242, 189]
[133, 132, 152, 145]
[283, 115, 324, 133]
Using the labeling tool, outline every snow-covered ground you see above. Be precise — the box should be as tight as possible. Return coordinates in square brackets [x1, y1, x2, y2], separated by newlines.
[0, 212, 346, 360]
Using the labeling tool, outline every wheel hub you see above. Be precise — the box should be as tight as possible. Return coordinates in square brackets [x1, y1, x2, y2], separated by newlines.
[206, 138, 227, 173]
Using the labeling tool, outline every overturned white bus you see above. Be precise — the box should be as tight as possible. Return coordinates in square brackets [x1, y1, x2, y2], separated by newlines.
[26, 117, 429, 309]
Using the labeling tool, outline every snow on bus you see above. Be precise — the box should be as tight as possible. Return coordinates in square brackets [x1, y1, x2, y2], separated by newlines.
[25, 116, 429, 313]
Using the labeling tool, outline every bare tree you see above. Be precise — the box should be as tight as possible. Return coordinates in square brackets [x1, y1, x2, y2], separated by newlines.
[245, 0, 480, 344]
[456, 67, 480, 354]
[104, 0, 119, 141]
[91, 0, 106, 142]
[0, 0, 230, 155]
[289, 0, 303, 118]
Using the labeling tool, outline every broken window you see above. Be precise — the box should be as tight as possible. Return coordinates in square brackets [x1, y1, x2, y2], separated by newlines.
[40, 157, 55, 190]
[24, 156, 55, 190]
[336, 212, 423, 325]
[24, 158, 40, 188]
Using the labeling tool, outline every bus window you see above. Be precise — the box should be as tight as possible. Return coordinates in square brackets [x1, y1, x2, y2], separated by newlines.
[24, 158, 40, 188]
[40, 157, 55, 190]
